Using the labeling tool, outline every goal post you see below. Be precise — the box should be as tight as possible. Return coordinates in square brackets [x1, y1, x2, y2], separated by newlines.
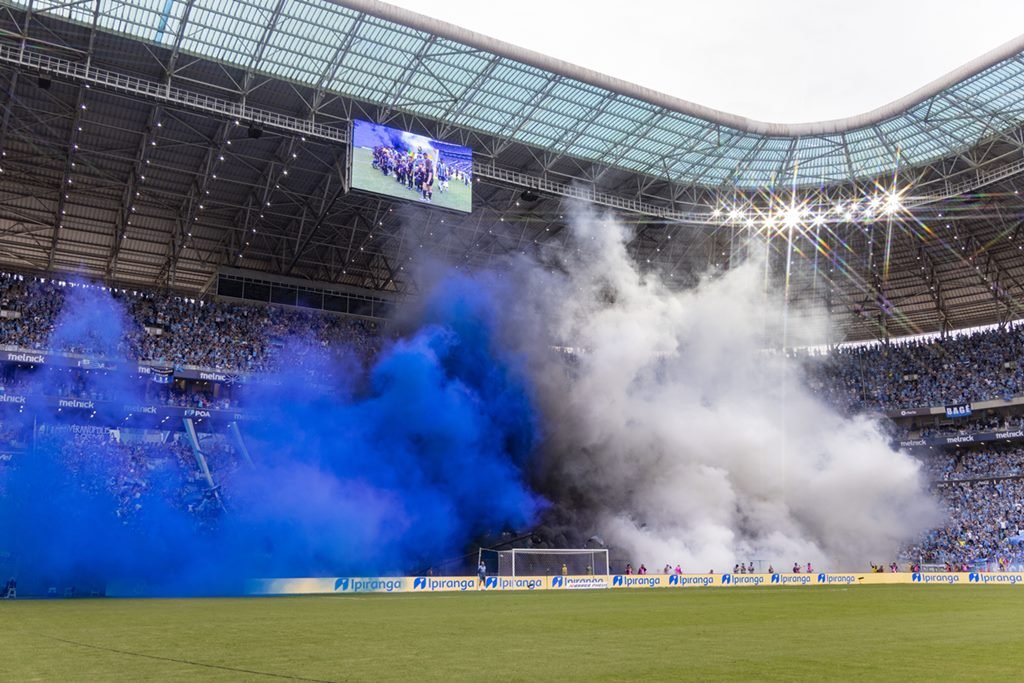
[478, 548, 610, 577]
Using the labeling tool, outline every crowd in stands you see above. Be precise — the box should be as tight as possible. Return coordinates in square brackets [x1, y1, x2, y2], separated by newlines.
[903, 475, 1024, 570]
[8, 270, 1022, 414]
[902, 445, 1024, 569]
[0, 273, 381, 373]
[31, 428, 213, 522]
[0, 367, 237, 410]
[915, 414, 1023, 438]
[10, 270, 1024, 574]
[1, 418, 236, 524]
[805, 325, 1024, 412]
[0, 276, 64, 351]
[916, 445, 1024, 482]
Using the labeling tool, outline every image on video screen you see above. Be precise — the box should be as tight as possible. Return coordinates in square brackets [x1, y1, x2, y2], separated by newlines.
[351, 119, 473, 213]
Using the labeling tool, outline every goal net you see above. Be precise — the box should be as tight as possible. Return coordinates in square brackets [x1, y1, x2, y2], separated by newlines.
[479, 548, 610, 577]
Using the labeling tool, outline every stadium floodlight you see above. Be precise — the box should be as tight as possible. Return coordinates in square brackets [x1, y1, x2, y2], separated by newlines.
[883, 190, 904, 216]
[783, 207, 803, 230]
[478, 548, 610, 576]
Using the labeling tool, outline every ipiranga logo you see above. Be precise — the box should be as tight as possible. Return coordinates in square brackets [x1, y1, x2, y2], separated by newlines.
[911, 573, 959, 584]
[968, 572, 1023, 584]
[720, 574, 764, 586]
[667, 574, 714, 587]
[611, 575, 662, 588]
[412, 577, 476, 591]
[333, 577, 404, 592]
[816, 573, 857, 585]
[769, 573, 811, 585]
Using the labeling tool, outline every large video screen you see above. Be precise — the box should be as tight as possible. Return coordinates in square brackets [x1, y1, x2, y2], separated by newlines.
[351, 119, 473, 213]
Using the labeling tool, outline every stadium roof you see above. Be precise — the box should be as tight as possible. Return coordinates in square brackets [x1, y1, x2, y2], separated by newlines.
[7, 0, 1024, 189]
[1, 1, 1024, 344]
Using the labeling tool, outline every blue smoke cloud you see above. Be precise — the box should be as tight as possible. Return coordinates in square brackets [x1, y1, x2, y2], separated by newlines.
[0, 274, 543, 595]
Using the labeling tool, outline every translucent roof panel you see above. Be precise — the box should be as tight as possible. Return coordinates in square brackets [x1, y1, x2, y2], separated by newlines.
[15, 0, 1024, 189]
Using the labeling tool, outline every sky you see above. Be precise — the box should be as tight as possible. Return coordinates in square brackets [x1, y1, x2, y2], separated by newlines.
[380, 0, 1024, 124]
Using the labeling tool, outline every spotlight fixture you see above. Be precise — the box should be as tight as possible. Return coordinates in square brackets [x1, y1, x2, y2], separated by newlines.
[37, 76, 51, 90]
[247, 123, 263, 139]
[520, 189, 539, 202]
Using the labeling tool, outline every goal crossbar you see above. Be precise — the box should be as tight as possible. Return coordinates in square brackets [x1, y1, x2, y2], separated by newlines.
[478, 548, 610, 577]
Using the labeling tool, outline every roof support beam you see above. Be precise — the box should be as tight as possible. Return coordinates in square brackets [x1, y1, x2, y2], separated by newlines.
[282, 150, 349, 275]
[107, 105, 162, 277]
[0, 43, 348, 142]
[164, 0, 196, 87]
[381, 35, 439, 111]
[0, 70, 18, 157]
[239, 0, 287, 104]
[160, 121, 230, 286]
[435, 53, 501, 138]
[48, 84, 86, 270]
[307, 14, 365, 120]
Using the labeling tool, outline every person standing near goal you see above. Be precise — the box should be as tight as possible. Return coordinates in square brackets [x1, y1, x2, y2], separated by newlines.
[477, 560, 487, 589]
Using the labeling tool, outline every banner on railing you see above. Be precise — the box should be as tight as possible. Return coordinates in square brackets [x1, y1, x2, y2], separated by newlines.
[243, 572, 1024, 596]
[898, 429, 1024, 449]
[0, 393, 250, 424]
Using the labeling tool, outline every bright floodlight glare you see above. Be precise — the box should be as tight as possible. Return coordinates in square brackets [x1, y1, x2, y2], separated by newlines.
[883, 191, 903, 215]
[812, 213, 826, 227]
[783, 207, 803, 229]
[728, 207, 744, 221]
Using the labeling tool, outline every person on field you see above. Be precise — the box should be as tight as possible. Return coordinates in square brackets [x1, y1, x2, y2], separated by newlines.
[561, 563, 568, 577]
[477, 560, 487, 588]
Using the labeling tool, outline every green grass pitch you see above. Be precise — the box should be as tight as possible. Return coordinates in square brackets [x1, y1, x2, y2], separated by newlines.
[2, 586, 1022, 681]
[351, 147, 472, 213]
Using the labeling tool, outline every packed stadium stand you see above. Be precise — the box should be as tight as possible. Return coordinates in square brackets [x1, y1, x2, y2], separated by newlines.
[3, 0, 1024, 582]
[6, 269, 1024, 572]
[805, 327, 1024, 413]
[0, 273, 381, 373]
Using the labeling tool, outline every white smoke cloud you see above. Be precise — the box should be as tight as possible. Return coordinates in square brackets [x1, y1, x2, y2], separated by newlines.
[497, 209, 940, 572]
